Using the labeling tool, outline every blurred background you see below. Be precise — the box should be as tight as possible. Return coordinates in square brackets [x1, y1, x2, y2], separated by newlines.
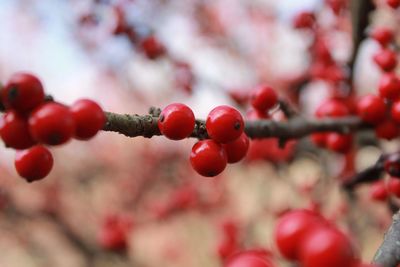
[0, 0, 398, 266]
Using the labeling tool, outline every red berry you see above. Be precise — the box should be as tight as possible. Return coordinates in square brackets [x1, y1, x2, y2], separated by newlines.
[222, 133, 250, 163]
[206, 105, 244, 144]
[299, 227, 355, 267]
[385, 154, 400, 177]
[378, 73, 400, 100]
[275, 210, 326, 260]
[391, 100, 400, 123]
[371, 27, 394, 47]
[388, 178, 400, 197]
[250, 85, 278, 113]
[1, 72, 45, 112]
[29, 103, 76, 146]
[387, 0, 400, 9]
[190, 140, 227, 177]
[224, 250, 275, 267]
[140, 36, 165, 59]
[14, 145, 53, 182]
[70, 99, 106, 140]
[326, 0, 346, 15]
[375, 120, 399, 140]
[310, 132, 328, 147]
[293, 11, 315, 29]
[315, 99, 349, 118]
[370, 180, 388, 202]
[373, 49, 397, 72]
[356, 94, 386, 124]
[98, 214, 131, 251]
[158, 103, 195, 140]
[0, 111, 36, 149]
[326, 133, 353, 153]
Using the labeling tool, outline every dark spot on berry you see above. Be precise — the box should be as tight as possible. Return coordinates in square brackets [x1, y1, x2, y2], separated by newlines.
[8, 86, 18, 102]
[159, 115, 165, 123]
[234, 121, 241, 130]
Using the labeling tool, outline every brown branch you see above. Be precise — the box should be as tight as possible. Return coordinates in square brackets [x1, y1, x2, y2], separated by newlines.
[103, 111, 368, 140]
[373, 210, 400, 267]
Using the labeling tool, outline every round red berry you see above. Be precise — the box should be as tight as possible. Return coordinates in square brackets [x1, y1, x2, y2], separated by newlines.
[378, 73, 400, 100]
[326, 133, 353, 153]
[387, 0, 400, 9]
[158, 103, 195, 140]
[206, 105, 244, 144]
[370, 181, 388, 202]
[15, 145, 53, 182]
[190, 140, 227, 177]
[388, 178, 400, 197]
[222, 133, 250, 163]
[0, 111, 36, 149]
[315, 99, 349, 118]
[373, 49, 397, 72]
[391, 100, 400, 124]
[356, 94, 386, 124]
[140, 36, 165, 59]
[275, 210, 326, 260]
[1, 72, 45, 112]
[371, 27, 394, 47]
[29, 103, 76, 146]
[299, 227, 355, 267]
[70, 99, 106, 140]
[375, 120, 399, 140]
[293, 11, 315, 29]
[250, 85, 278, 113]
[224, 250, 275, 267]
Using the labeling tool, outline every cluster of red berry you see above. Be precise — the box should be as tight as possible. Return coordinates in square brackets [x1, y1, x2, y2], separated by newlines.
[274, 209, 376, 267]
[158, 85, 280, 177]
[0, 72, 106, 182]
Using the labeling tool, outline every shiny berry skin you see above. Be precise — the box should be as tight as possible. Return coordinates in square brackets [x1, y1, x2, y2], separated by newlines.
[250, 85, 278, 113]
[0, 111, 36, 149]
[391, 100, 400, 124]
[224, 250, 275, 267]
[315, 99, 349, 118]
[370, 181, 388, 202]
[356, 94, 386, 124]
[1, 72, 45, 113]
[140, 36, 165, 59]
[293, 11, 315, 29]
[70, 99, 106, 140]
[29, 103, 76, 146]
[326, 133, 352, 153]
[373, 49, 397, 72]
[299, 227, 355, 267]
[387, 0, 400, 8]
[375, 120, 399, 140]
[378, 73, 400, 100]
[190, 140, 227, 177]
[371, 27, 394, 47]
[158, 103, 195, 140]
[206, 105, 244, 144]
[275, 210, 326, 260]
[14, 145, 53, 182]
[222, 133, 250, 163]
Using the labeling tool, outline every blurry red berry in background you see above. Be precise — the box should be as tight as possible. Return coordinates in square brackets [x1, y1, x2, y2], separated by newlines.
[374, 120, 399, 140]
[373, 49, 397, 72]
[315, 99, 349, 118]
[391, 100, 400, 124]
[370, 180, 388, 202]
[356, 94, 386, 125]
[224, 249, 275, 267]
[326, 133, 353, 153]
[140, 35, 166, 59]
[310, 132, 328, 147]
[293, 11, 316, 29]
[250, 85, 278, 113]
[378, 73, 400, 100]
[387, 0, 400, 9]
[371, 27, 394, 47]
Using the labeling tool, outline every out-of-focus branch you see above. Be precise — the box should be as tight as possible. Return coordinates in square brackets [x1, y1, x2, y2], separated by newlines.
[373, 210, 400, 267]
[103, 111, 368, 140]
[348, 0, 375, 80]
